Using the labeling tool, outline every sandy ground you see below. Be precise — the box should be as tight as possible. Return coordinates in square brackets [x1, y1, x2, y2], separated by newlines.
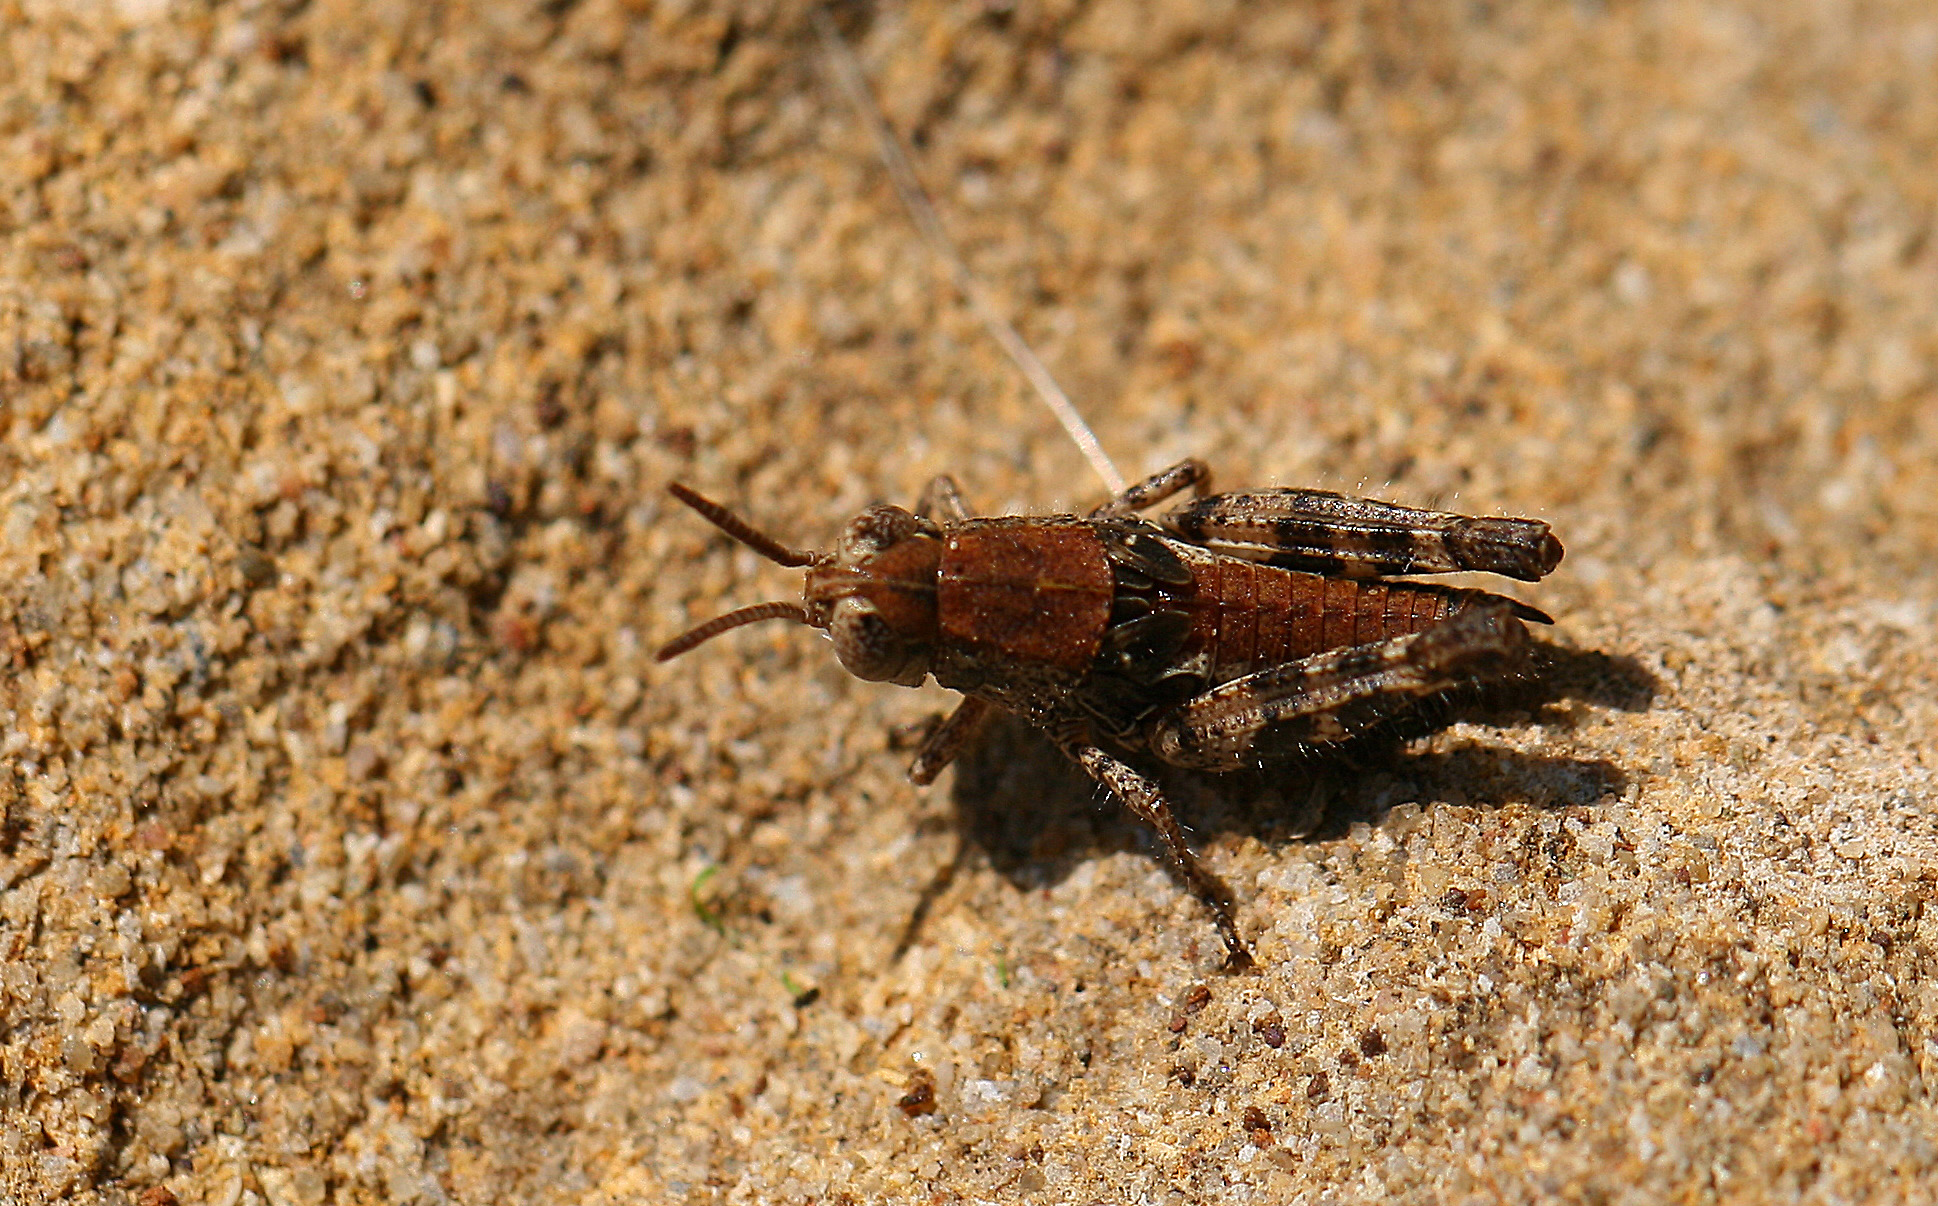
[3, 1, 1937, 1202]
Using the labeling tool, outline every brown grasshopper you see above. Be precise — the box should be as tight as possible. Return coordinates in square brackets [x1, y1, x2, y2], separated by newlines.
[657, 460, 1562, 968]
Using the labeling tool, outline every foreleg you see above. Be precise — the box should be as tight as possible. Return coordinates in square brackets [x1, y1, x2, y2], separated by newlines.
[907, 696, 992, 785]
[916, 474, 970, 523]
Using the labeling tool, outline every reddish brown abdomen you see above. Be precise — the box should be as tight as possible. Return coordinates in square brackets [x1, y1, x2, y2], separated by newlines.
[936, 519, 1114, 680]
[1187, 559, 1459, 683]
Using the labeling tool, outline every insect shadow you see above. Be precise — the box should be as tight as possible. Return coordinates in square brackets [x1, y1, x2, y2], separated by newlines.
[894, 640, 1656, 955]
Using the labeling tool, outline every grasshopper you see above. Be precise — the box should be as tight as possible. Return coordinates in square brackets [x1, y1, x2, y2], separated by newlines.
[657, 462, 1561, 967]
[660, 17, 1567, 967]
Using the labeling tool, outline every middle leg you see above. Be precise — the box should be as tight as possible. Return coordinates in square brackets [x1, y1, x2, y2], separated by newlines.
[1047, 719, 1253, 970]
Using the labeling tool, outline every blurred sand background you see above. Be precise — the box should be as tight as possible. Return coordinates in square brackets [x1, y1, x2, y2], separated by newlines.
[3, 0, 1937, 1202]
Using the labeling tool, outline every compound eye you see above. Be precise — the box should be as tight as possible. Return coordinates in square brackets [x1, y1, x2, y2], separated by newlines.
[828, 597, 929, 687]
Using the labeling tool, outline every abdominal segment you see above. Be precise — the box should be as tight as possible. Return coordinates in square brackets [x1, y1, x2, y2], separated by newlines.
[1182, 557, 1463, 685]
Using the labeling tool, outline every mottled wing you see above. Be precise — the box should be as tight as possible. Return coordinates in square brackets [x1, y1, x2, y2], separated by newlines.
[1162, 489, 1564, 583]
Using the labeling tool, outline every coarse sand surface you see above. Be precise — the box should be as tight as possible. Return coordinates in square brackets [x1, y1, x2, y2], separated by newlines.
[3, 1, 1937, 1203]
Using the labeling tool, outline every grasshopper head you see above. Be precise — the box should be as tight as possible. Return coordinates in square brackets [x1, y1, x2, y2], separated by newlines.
[655, 486, 941, 689]
[804, 504, 941, 688]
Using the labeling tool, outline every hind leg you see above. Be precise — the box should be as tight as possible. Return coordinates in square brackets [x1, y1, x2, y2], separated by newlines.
[1146, 602, 1531, 771]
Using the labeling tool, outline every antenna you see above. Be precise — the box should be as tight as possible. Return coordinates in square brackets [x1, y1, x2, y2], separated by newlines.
[810, 7, 1128, 497]
[656, 602, 815, 661]
[667, 483, 820, 568]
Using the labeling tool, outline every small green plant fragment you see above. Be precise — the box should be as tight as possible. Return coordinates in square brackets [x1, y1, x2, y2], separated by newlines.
[780, 970, 820, 1007]
[690, 864, 726, 937]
